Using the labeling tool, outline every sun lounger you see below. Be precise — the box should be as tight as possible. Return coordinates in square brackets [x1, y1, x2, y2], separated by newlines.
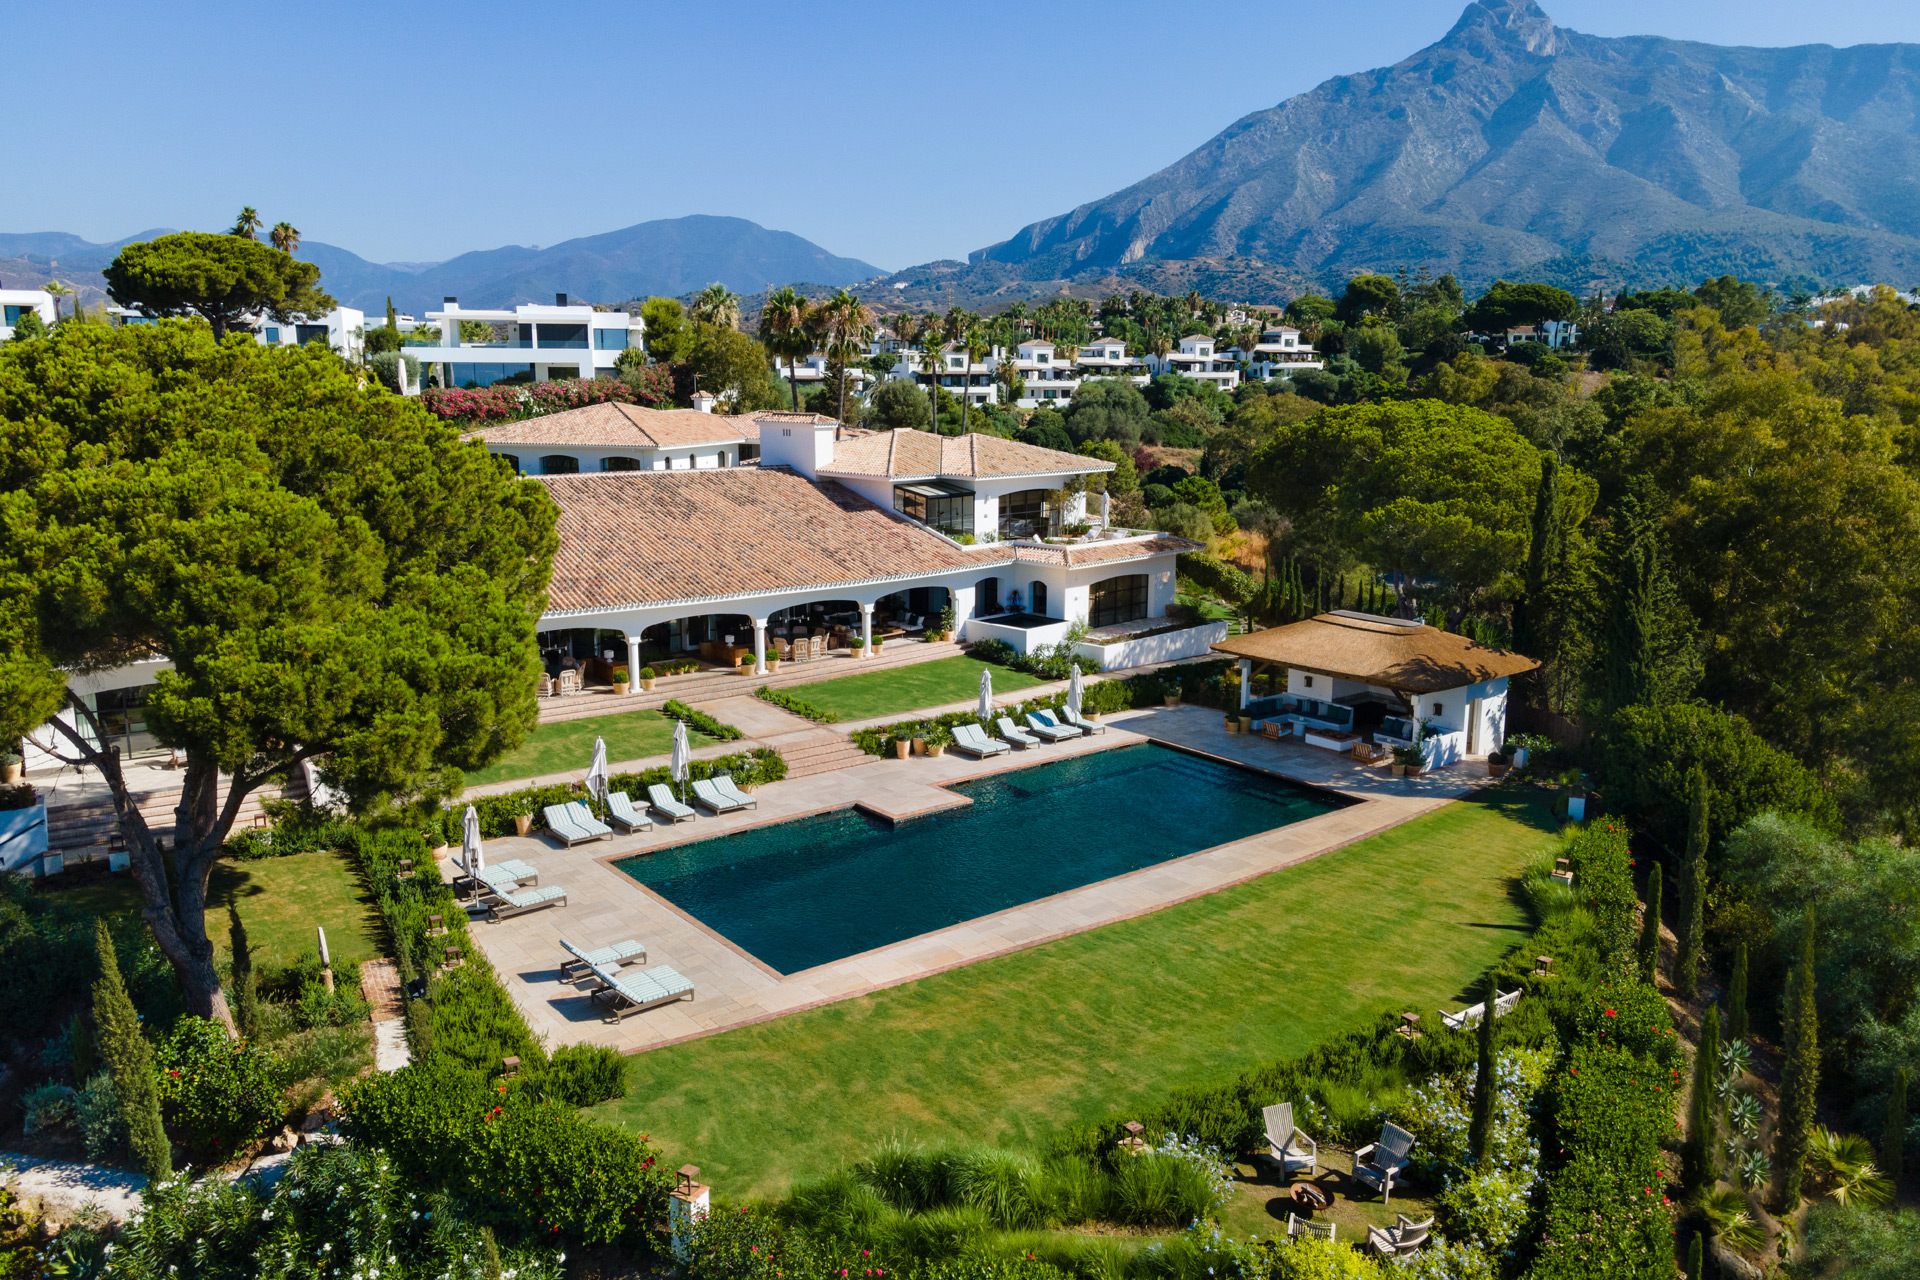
[563, 801, 611, 839]
[472, 858, 537, 887]
[950, 723, 1010, 758]
[542, 804, 605, 847]
[606, 791, 653, 833]
[559, 937, 646, 982]
[476, 864, 536, 896]
[691, 778, 745, 813]
[1025, 711, 1079, 742]
[1061, 708, 1106, 735]
[647, 784, 697, 823]
[587, 962, 696, 1021]
[485, 883, 567, 920]
[713, 774, 757, 809]
[994, 716, 1041, 749]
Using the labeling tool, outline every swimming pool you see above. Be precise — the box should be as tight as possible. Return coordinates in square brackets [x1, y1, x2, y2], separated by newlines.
[613, 743, 1345, 974]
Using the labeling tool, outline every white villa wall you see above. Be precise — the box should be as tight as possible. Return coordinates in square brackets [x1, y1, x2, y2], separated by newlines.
[1075, 620, 1228, 672]
[1, 289, 57, 340]
[493, 443, 742, 474]
[258, 307, 366, 360]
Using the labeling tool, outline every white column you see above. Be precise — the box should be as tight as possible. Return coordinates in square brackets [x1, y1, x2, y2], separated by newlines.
[751, 617, 768, 676]
[626, 634, 642, 684]
[860, 602, 874, 657]
[1238, 658, 1252, 709]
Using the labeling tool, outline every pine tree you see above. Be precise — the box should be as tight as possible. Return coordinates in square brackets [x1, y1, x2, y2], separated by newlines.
[1512, 449, 1562, 659]
[1675, 767, 1709, 999]
[1638, 872, 1663, 985]
[1685, 1005, 1719, 1190]
[93, 921, 170, 1183]
[1884, 1068, 1907, 1187]
[229, 904, 260, 1043]
[1687, 1229, 1704, 1280]
[1776, 921, 1819, 1208]
[1726, 942, 1749, 1042]
[1467, 970, 1498, 1167]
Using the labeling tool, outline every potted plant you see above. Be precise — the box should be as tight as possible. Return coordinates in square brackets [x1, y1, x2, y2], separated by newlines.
[767, 654, 781, 673]
[850, 639, 866, 656]
[427, 812, 452, 862]
[639, 666, 656, 692]
[0, 750, 19, 785]
[872, 636, 885, 654]
[1487, 749, 1511, 778]
[611, 665, 630, 696]
[1223, 712, 1239, 734]
[892, 734, 911, 761]
[509, 793, 534, 836]
[1163, 681, 1183, 708]
[924, 725, 951, 758]
[911, 733, 927, 756]
[1391, 745, 1422, 777]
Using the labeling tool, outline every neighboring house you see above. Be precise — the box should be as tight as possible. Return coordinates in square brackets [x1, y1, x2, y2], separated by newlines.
[0, 288, 56, 340]
[901, 343, 997, 408]
[1147, 333, 1240, 392]
[1212, 610, 1538, 764]
[770, 351, 869, 394]
[256, 307, 368, 362]
[464, 402, 837, 473]
[1011, 339, 1077, 407]
[1226, 325, 1324, 379]
[1071, 337, 1149, 389]
[408, 294, 644, 389]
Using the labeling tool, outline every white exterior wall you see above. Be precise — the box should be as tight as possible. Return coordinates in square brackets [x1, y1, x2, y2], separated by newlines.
[1, 289, 58, 340]
[491, 442, 743, 474]
[413, 301, 643, 386]
[258, 306, 366, 360]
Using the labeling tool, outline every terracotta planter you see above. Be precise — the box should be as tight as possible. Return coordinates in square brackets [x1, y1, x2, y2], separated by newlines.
[1224, 716, 1239, 734]
[894, 740, 910, 760]
[1391, 764, 1406, 777]
[767, 659, 781, 673]
[430, 842, 451, 864]
[641, 678, 656, 691]
[1, 764, 18, 785]
[612, 681, 629, 696]
[1163, 695, 1181, 708]
[1238, 715, 1253, 734]
[928, 744, 945, 758]
[911, 737, 926, 756]
[1488, 762, 1510, 778]
[513, 814, 532, 836]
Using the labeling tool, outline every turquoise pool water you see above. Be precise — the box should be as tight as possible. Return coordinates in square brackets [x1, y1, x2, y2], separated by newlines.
[613, 743, 1344, 974]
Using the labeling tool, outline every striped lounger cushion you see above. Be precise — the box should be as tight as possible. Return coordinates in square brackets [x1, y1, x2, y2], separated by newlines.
[591, 963, 696, 1020]
[489, 884, 567, 918]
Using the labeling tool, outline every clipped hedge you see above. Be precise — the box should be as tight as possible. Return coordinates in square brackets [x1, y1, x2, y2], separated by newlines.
[663, 698, 743, 741]
[464, 748, 787, 837]
[756, 684, 840, 723]
[1176, 552, 1258, 605]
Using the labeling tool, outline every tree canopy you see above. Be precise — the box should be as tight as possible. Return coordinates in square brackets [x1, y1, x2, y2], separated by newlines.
[0, 322, 558, 1023]
[1461, 280, 1577, 332]
[865, 379, 931, 432]
[1065, 378, 1150, 446]
[104, 232, 336, 339]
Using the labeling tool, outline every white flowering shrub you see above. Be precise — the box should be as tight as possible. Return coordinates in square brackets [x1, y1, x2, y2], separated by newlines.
[1140, 1220, 1267, 1280]
[1148, 1133, 1236, 1213]
[1399, 1236, 1498, 1280]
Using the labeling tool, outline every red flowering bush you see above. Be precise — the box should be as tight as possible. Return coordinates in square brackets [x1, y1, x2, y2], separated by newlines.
[154, 1015, 283, 1162]
[421, 370, 675, 424]
[1577, 981, 1681, 1067]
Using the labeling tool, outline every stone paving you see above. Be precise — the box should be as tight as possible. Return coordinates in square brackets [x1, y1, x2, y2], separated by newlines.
[466, 703, 1498, 1054]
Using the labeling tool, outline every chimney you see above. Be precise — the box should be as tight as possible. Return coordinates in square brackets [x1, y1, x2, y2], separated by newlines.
[443, 296, 458, 311]
[756, 416, 838, 478]
[555, 292, 568, 307]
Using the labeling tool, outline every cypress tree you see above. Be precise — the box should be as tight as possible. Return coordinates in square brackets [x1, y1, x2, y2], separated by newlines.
[1467, 970, 1499, 1167]
[1512, 449, 1561, 659]
[1602, 493, 1662, 714]
[93, 921, 170, 1183]
[1726, 942, 1749, 1042]
[69, 1011, 94, 1083]
[229, 904, 260, 1043]
[1884, 1068, 1907, 1187]
[1675, 766, 1709, 999]
[1776, 920, 1819, 1208]
[385, 295, 397, 329]
[1638, 872, 1663, 985]
[1685, 1004, 1719, 1190]
[1687, 1229, 1704, 1280]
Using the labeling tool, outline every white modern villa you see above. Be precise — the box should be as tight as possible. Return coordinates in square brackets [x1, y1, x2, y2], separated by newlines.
[407, 295, 645, 388]
[0, 288, 57, 340]
[256, 306, 368, 361]
[1227, 326, 1325, 379]
[1146, 333, 1240, 392]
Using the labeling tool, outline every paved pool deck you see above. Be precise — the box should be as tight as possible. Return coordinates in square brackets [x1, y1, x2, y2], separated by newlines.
[464, 704, 1498, 1054]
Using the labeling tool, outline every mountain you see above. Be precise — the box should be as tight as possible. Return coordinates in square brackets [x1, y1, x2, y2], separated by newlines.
[968, 0, 1920, 297]
[0, 215, 883, 315]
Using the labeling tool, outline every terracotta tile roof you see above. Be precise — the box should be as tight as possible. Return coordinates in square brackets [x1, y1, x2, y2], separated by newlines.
[537, 468, 986, 613]
[464, 403, 746, 449]
[819, 431, 1112, 480]
[1211, 611, 1539, 694]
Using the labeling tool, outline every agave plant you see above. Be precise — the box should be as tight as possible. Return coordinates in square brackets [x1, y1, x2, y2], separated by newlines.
[1719, 1039, 1753, 1078]
[1728, 1093, 1762, 1138]
[1716, 1068, 1743, 1103]
[1695, 1185, 1765, 1251]
[1723, 1134, 1748, 1164]
[1739, 1148, 1772, 1190]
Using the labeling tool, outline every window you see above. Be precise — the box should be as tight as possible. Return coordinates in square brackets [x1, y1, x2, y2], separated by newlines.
[540, 455, 580, 475]
[448, 363, 534, 387]
[536, 324, 588, 349]
[296, 324, 331, 346]
[1030, 582, 1048, 617]
[601, 456, 640, 471]
[493, 452, 522, 474]
[976, 577, 1000, 616]
[950, 356, 963, 368]
[262, 327, 281, 343]
[1303, 675, 1314, 688]
[1433, 702, 1444, 716]
[894, 481, 975, 538]
[1000, 489, 1054, 538]
[593, 328, 628, 350]
[1036, 353, 1049, 364]
[1089, 573, 1149, 627]
[2, 306, 21, 325]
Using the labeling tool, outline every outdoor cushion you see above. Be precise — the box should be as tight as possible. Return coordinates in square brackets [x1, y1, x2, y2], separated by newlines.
[647, 784, 697, 822]
[487, 883, 567, 919]
[1032, 710, 1083, 738]
[691, 778, 744, 813]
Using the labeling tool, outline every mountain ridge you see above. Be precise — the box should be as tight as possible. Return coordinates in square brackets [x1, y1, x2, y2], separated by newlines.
[963, 0, 1920, 297]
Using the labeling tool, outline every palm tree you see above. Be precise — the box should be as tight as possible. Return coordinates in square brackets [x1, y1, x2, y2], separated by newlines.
[942, 306, 970, 346]
[1184, 290, 1204, 319]
[41, 280, 74, 323]
[818, 289, 875, 426]
[961, 325, 991, 434]
[758, 286, 814, 411]
[270, 222, 301, 253]
[231, 207, 263, 239]
[691, 283, 741, 329]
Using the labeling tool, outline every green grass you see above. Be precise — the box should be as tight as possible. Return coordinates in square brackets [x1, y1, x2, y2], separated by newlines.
[465, 708, 720, 786]
[597, 789, 1555, 1197]
[1176, 592, 1237, 621]
[785, 655, 1048, 722]
[39, 848, 382, 971]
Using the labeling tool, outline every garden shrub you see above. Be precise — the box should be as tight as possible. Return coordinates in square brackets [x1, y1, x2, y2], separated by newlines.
[539, 1042, 628, 1107]
[664, 698, 744, 741]
[757, 684, 841, 723]
[1176, 552, 1257, 606]
[74, 1071, 127, 1161]
[154, 1015, 284, 1163]
[966, 636, 1097, 681]
[1565, 820, 1638, 961]
[19, 1081, 75, 1136]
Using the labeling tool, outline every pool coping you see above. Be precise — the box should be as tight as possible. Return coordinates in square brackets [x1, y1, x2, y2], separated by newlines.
[599, 737, 1359, 984]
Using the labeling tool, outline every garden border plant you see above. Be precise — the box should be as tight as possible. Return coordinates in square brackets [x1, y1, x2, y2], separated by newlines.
[756, 685, 841, 723]
[663, 699, 744, 741]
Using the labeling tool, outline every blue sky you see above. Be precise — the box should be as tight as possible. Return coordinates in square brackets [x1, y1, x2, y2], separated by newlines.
[6, 0, 1919, 271]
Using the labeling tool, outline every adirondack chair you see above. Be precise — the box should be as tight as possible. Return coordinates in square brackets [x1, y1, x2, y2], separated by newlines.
[1261, 1103, 1318, 1177]
[1351, 1121, 1416, 1205]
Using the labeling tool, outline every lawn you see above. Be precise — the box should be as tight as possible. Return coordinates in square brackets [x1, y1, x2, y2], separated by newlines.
[597, 788, 1555, 1197]
[787, 655, 1047, 722]
[39, 848, 382, 970]
[465, 708, 720, 787]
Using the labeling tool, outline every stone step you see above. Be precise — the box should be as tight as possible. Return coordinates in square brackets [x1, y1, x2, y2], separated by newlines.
[783, 742, 874, 780]
[45, 784, 274, 853]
